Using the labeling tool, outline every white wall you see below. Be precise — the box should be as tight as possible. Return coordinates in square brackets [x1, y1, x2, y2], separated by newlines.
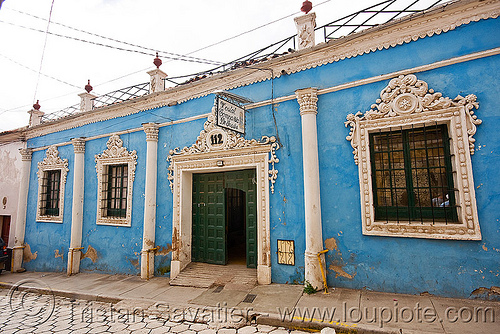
[0, 140, 24, 248]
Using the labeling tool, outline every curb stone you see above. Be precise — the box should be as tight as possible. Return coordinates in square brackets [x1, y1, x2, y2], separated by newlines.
[254, 314, 402, 334]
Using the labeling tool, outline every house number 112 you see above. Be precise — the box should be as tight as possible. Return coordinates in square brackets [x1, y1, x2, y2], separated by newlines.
[211, 133, 223, 145]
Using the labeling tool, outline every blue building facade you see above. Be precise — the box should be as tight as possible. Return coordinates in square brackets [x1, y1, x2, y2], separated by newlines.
[13, 0, 499, 299]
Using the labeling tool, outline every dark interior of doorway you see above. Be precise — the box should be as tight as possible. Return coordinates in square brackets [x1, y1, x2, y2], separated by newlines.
[226, 188, 246, 265]
[0, 215, 10, 245]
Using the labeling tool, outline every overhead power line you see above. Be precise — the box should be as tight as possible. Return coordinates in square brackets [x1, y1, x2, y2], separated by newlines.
[183, 0, 333, 56]
[4, 7, 223, 66]
[0, 52, 80, 89]
[32, 0, 55, 105]
[0, 19, 223, 65]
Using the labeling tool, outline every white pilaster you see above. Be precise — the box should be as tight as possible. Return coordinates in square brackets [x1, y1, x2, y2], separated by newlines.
[67, 138, 85, 275]
[141, 123, 159, 279]
[12, 148, 32, 272]
[294, 12, 316, 50]
[296, 87, 324, 290]
[147, 69, 167, 93]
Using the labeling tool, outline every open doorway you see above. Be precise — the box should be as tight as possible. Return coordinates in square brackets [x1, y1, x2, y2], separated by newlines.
[226, 188, 246, 265]
[191, 169, 257, 268]
[0, 216, 10, 245]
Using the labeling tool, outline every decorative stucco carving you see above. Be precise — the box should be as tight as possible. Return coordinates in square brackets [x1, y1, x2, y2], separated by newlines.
[95, 134, 137, 226]
[71, 138, 86, 154]
[36, 145, 69, 223]
[344, 74, 482, 240]
[345, 74, 481, 163]
[294, 13, 316, 50]
[167, 103, 280, 193]
[19, 148, 33, 161]
[296, 88, 318, 115]
[143, 122, 159, 141]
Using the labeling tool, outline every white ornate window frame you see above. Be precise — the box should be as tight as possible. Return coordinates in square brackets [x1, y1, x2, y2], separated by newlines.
[167, 102, 280, 284]
[36, 145, 69, 223]
[95, 134, 137, 227]
[345, 74, 482, 240]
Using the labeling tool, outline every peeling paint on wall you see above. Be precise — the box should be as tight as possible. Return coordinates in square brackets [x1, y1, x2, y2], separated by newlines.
[324, 237, 356, 280]
[325, 237, 338, 251]
[145, 238, 155, 248]
[129, 258, 139, 269]
[82, 245, 98, 263]
[470, 286, 500, 301]
[172, 227, 180, 261]
[155, 244, 172, 256]
[54, 249, 64, 260]
[23, 243, 37, 262]
[329, 264, 356, 279]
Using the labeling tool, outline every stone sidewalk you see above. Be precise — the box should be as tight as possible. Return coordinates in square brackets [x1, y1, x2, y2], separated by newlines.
[0, 271, 498, 333]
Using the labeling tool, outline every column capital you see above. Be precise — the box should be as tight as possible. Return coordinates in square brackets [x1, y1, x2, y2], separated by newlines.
[19, 148, 32, 161]
[296, 87, 318, 116]
[71, 138, 86, 153]
[143, 122, 159, 141]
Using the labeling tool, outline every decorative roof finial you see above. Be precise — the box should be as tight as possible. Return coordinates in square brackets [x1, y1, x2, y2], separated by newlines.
[153, 52, 162, 68]
[301, 0, 312, 14]
[33, 100, 41, 110]
[85, 80, 93, 93]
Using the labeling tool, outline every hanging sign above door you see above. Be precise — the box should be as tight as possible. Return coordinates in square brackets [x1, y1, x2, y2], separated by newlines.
[216, 97, 245, 134]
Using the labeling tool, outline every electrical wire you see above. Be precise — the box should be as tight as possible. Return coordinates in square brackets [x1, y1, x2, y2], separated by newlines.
[32, 0, 55, 105]
[0, 56, 150, 116]
[0, 52, 80, 89]
[183, 0, 333, 56]
[5, 7, 224, 66]
[0, 19, 219, 64]
[0, 19, 221, 66]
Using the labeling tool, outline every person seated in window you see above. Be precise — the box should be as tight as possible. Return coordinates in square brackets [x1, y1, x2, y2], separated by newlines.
[432, 194, 449, 207]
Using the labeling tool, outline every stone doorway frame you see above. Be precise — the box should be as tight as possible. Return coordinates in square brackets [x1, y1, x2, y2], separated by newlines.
[169, 147, 273, 284]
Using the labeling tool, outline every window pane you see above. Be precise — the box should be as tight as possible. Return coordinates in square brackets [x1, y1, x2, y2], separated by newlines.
[42, 169, 61, 216]
[371, 125, 457, 222]
[106, 164, 128, 218]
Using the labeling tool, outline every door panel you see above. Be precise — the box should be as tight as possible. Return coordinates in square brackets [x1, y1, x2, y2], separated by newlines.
[192, 173, 226, 264]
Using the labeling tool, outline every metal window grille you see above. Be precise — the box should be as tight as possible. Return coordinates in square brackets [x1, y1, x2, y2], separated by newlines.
[369, 124, 458, 224]
[40, 170, 61, 216]
[277, 240, 295, 265]
[101, 164, 128, 218]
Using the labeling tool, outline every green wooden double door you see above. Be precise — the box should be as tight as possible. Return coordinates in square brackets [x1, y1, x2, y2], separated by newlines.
[192, 169, 257, 268]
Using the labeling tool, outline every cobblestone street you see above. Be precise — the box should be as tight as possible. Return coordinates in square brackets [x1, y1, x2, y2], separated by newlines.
[0, 290, 310, 334]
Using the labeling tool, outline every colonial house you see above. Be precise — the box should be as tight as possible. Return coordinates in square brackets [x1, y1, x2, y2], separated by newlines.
[4, 0, 499, 298]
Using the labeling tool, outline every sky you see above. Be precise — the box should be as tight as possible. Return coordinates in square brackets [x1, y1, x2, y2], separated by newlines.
[0, 0, 445, 132]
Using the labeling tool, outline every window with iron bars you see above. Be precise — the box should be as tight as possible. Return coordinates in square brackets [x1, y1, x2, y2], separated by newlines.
[370, 124, 458, 224]
[39, 169, 61, 217]
[101, 164, 128, 218]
